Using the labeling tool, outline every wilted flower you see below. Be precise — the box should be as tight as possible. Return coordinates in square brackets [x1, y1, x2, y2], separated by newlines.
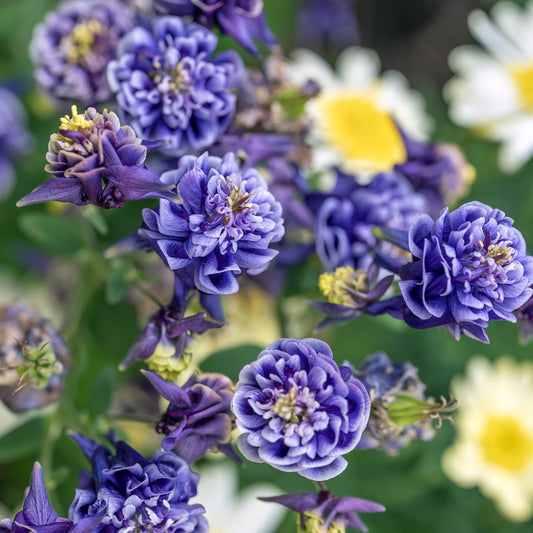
[69, 434, 208, 532]
[261, 490, 385, 533]
[144, 370, 235, 463]
[289, 46, 431, 178]
[140, 152, 284, 296]
[18, 106, 174, 209]
[107, 16, 243, 156]
[0, 301, 70, 412]
[442, 357, 533, 521]
[306, 171, 427, 272]
[398, 201, 533, 343]
[30, 0, 135, 106]
[0, 87, 32, 200]
[0, 462, 102, 533]
[153, 0, 277, 56]
[120, 305, 221, 381]
[232, 338, 370, 481]
[354, 352, 456, 455]
[445, 1, 533, 172]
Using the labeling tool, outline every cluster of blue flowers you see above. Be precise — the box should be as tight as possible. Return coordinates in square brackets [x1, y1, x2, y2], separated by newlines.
[3, 0, 533, 532]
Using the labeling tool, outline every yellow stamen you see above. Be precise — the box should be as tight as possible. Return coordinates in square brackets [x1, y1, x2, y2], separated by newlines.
[64, 19, 104, 63]
[313, 91, 407, 173]
[60, 105, 93, 133]
[480, 415, 533, 472]
[486, 244, 515, 265]
[318, 266, 361, 305]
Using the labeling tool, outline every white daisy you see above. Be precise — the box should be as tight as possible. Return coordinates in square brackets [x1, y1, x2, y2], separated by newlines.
[442, 356, 533, 522]
[289, 46, 432, 178]
[192, 461, 286, 533]
[445, 1, 533, 173]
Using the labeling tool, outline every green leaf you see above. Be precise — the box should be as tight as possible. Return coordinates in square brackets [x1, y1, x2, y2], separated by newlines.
[105, 261, 130, 305]
[87, 366, 115, 417]
[82, 205, 108, 235]
[18, 212, 83, 255]
[0, 417, 46, 463]
[200, 344, 263, 382]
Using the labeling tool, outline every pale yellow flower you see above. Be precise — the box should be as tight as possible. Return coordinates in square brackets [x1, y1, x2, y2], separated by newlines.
[442, 356, 533, 521]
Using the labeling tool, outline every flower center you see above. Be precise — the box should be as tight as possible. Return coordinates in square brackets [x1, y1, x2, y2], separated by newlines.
[509, 62, 533, 112]
[271, 386, 319, 426]
[226, 182, 253, 214]
[153, 59, 194, 95]
[312, 91, 407, 173]
[59, 105, 93, 134]
[480, 415, 533, 471]
[318, 265, 366, 305]
[63, 19, 104, 63]
[485, 243, 515, 266]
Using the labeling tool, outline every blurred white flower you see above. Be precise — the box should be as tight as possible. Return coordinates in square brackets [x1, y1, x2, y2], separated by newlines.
[192, 461, 286, 533]
[289, 46, 432, 178]
[442, 356, 533, 522]
[445, 1, 533, 173]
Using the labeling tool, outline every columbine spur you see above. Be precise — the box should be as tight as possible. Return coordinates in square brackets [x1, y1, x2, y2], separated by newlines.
[107, 16, 243, 156]
[398, 201, 533, 343]
[140, 151, 284, 296]
[144, 370, 235, 463]
[30, 0, 135, 106]
[153, 0, 277, 56]
[17, 106, 174, 209]
[68, 434, 208, 533]
[232, 338, 370, 481]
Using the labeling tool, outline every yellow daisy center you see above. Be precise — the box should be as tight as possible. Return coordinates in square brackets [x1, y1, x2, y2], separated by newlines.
[509, 63, 533, 112]
[480, 415, 533, 472]
[313, 91, 407, 173]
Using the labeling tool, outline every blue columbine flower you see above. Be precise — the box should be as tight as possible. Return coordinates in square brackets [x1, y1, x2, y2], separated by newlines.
[30, 0, 135, 106]
[144, 370, 236, 463]
[17, 106, 175, 209]
[107, 16, 243, 156]
[152, 0, 277, 56]
[398, 201, 533, 343]
[261, 490, 385, 533]
[306, 171, 427, 272]
[0, 462, 103, 533]
[68, 434, 208, 533]
[0, 87, 32, 201]
[0, 301, 71, 413]
[232, 338, 370, 481]
[140, 151, 284, 296]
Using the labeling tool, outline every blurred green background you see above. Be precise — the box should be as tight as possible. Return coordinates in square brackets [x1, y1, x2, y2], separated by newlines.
[1, 1, 533, 532]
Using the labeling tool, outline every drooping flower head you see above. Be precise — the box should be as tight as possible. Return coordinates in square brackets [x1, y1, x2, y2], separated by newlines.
[261, 490, 385, 533]
[153, 0, 277, 56]
[232, 338, 370, 481]
[68, 434, 208, 532]
[443, 356, 533, 522]
[0, 87, 32, 200]
[307, 171, 427, 272]
[140, 152, 284, 296]
[144, 370, 235, 463]
[354, 352, 456, 455]
[30, 0, 135, 106]
[445, 1, 533, 172]
[107, 16, 243, 156]
[0, 301, 71, 413]
[399, 201, 533, 343]
[18, 106, 174, 209]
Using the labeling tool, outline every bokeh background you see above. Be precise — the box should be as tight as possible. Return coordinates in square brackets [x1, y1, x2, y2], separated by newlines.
[1, 1, 533, 532]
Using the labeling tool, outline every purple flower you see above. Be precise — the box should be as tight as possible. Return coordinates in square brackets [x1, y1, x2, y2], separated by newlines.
[120, 305, 221, 380]
[307, 171, 427, 272]
[17, 106, 174, 209]
[144, 370, 235, 462]
[398, 201, 533, 343]
[354, 352, 449, 455]
[232, 338, 370, 481]
[0, 462, 102, 533]
[261, 490, 385, 533]
[153, 0, 277, 56]
[140, 152, 284, 295]
[68, 434, 208, 533]
[0, 87, 32, 200]
[107, 16, 243, 156]
[30, 0, 135, 106]
[0, 301, 71, 413]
